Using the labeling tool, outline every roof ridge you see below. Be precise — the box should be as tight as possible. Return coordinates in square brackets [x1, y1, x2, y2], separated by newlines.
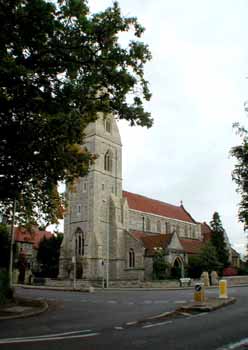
[123, 190, 181, 209]
[179, 203, 197, 224]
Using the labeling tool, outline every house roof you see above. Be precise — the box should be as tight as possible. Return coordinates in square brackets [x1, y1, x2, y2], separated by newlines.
[123, 191, 196, 223]
[231, 247, 240, 257]
[14, 227, 53, 248]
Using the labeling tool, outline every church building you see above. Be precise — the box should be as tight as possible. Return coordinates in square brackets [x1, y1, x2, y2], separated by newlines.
[59, 115, 210, 284]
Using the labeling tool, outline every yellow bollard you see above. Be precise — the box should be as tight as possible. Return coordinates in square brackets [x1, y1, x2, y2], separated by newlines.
[219, 279, 228, 299]
[194, 283, 205, 303]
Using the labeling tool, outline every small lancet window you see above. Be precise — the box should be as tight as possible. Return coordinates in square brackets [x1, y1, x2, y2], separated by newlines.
[129, 248, 135, 268]
[105, 118, 112, 133]
[75, 228, 85, 256]
[104, 150, 113, 172]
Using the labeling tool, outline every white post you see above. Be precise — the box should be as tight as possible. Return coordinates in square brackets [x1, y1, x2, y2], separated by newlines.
[72, 255, 76, 289]
[9, 199, 16, 289]
[72, 254, 76, 290]
[106, 221, 109, 288]
[101, 260, 105, 289]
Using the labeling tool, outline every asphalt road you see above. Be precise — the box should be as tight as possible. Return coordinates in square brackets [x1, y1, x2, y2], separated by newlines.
[0, 286, 247, 349]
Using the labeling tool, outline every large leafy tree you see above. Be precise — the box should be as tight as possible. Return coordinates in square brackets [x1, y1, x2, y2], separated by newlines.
[197, 241, 222, 275]
[0, 224, 10, 269]
[0, 0, 152, 225]
[231, 123, 248, 230]
[37, 234, 63, 278]
[210, 212, 229, 268]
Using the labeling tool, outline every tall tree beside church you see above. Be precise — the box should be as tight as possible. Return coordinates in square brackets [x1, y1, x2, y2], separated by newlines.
[210, 212, 229, 268]
[231, 122, 248, 230]
[0, 0, 152, 226]
[37, 234, 63, 278]
[0, 224, 10, 269]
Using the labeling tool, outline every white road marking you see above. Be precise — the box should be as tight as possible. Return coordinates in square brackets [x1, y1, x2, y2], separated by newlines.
[114, 326, 124, 330]
[0, 332, 99, 344]
[107, 300, 117, 304]
[174, 300, 187, 304]
[142, 320, 172, 329]
[216, 337, 248, 349]
[187, 312, 208, 319]
[154, 300, 168, 304]
[127, 302, 134, 305]
[126, 321, 137, 325]
[143, 300, 152, 304]
[0, 330, 92, 342]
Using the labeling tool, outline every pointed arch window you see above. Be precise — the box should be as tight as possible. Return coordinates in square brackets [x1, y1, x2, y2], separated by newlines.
[105, 118, 112, 133]
[104, 150, 113, 172]
[75, 228, 85, 256]
[129, 248, 135, 268]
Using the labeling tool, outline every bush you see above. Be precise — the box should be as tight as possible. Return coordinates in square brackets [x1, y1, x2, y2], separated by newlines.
[152, 250, 169, 280]
[237, 266, 248, 275]
[187, 255, 202, 278]
[0, 270, 13, 304]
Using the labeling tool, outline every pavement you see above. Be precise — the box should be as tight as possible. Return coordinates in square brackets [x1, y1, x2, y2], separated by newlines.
[0, 285, 236, 321]
[0, 297, 48, 320]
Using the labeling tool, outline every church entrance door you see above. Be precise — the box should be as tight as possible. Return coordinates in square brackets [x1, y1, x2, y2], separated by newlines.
[171, 256, 184, 278]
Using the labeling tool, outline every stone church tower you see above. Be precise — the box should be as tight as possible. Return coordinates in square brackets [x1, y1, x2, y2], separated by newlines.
[59, 114, 126, 283]
[58, 113, 216, 286]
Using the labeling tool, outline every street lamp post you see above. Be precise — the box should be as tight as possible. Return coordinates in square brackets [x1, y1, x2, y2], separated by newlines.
[106, 221, 109, 288]
[9, 199, 16, 289]
[72, 231, 78, 290]
[72, 254, 76, 290]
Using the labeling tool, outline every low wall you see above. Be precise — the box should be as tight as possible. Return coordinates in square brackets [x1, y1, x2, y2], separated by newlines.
[32, 275, 248, 289]
[225, 275, 248, 286]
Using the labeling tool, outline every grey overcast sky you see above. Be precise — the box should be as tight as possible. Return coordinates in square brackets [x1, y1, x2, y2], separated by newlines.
[88, 0, 248, 255]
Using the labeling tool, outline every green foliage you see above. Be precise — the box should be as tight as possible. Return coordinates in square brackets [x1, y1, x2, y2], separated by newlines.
[187, 255, 202, 278]
[152, 249, 169, 280]
[210, 212, 229, 268]
[0, 0, 152, 226]
[199, 241, 223, 274]
[237, 266, 248, 275]
[0, 270, 13, 304]
[231, 123, 248, 230]
[187, 242, 223, 278]
[0, 224, 10, 269]
[36, 234, 63, 278]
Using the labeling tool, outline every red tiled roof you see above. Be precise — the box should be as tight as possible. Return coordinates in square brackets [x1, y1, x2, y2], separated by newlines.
[140, 234, 173, 256]
[123, 191, 195, 223]
[129, 231, 147, 240]
[180, 239, 204, 254]
[15, 227, 53, 248]
[131, 231, 204, 256]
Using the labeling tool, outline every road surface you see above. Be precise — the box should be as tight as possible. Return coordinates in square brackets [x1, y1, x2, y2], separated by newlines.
[0, 285, 247, 349]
